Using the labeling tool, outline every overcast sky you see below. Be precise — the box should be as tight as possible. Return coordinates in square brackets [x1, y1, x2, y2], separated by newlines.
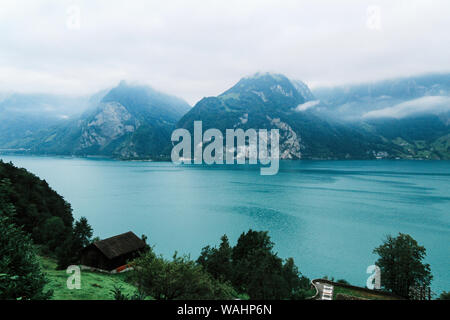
[1, 0, 449, 105]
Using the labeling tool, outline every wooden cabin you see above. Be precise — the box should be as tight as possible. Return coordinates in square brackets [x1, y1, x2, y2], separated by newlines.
[80, 231, 146, 271]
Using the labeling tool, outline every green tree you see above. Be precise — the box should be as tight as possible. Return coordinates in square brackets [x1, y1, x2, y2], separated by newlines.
[282, 257, 311, 299]
[130, 249, 236, 300]
[231, 230, 309, 300]
[140, 234, 151, 253]
[198, 230, 311, 300]
[240, 249, 287, 299]
[336, 279, 350, 285]
[73, 217, 93, 248]
[373, 233, 432, 298]
[231, 230, 276, 293]
[197, 234, 233, 282]
[0, 161, 74, 242]
[40, 216, 66, 251]
[56, 216, 93, 269]
[0, 210, 52, 300]
[438, 291, 450, 300]
[55, 238, 75, 269]
[0, 178, 15, 217]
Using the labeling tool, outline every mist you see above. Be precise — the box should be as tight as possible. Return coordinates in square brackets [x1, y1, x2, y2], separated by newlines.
[1, 0, 450, 105]
[363, 96, 450, 119]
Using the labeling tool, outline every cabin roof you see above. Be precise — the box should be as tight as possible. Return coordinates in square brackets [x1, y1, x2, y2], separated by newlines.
[89, 231, 146, 259]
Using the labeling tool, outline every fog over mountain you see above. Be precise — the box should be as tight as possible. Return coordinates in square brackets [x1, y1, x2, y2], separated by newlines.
[178, 72, 429, 160]
[1, 1, 450, 104]
[1, 1, 449, 160]
[312, 73, 450, 121]
[1, 71, 449, 160]
[363, 96, 450, 119]
[3, 81, 191, 159]
[0, 91, 106, 148]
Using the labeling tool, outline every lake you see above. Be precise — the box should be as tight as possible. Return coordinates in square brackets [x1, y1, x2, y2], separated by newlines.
[1, 155, 449, 294]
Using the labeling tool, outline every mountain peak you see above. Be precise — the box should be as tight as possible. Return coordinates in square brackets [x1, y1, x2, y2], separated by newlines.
[226, 72, 293, 94]
[220, 72, 313, 106]
[244, 72, 289, 82]
[100, 81, 190, 119]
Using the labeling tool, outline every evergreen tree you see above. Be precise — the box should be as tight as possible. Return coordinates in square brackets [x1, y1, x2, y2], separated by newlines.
[282, 257, 311, 300]
[73, 217, 93, 249]
[56, 217, 93, 269]
[0, 203, 52, 300]
[40, 216, 66, 251]
[197, 234, 233, 282]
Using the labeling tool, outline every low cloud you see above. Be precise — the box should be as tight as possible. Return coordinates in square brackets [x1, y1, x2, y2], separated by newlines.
[362, 96, 450, 119]
[1, 1, 450, 105]
[295, 100, 320, 112]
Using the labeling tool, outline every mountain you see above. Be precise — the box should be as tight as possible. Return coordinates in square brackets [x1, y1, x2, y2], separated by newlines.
[3, 73, 449, 160]
[312, 73, 450, 159]
[312, 73, 450, 120]
[0, 92, 102, 149]
[359, 114, 450, 160]
[15, 82, 191, 159]
[177, 72, 394, 159]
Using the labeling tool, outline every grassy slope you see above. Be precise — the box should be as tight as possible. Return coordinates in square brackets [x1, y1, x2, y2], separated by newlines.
[39, 256, 138, 300]
[332, 285, 400, 300]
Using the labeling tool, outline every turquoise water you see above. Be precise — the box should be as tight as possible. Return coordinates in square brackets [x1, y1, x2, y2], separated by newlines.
[1, 155, 449, 294]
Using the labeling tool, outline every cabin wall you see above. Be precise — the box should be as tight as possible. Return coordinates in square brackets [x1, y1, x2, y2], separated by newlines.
[80, 247, 109, 270]
[108, 250, 143, 270]
[81, 247, 145, 271]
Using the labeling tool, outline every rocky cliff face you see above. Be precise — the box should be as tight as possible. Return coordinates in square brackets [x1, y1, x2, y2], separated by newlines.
[7, 73, 448, 160]
[177, 72, 385, 160]
[177, 73, 308, 159]
[268, 117, 302, 159]
[24, 82, 191, 159]
[80, 102, 137, 149]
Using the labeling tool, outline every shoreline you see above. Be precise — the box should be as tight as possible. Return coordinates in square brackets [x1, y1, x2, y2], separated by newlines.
[1, 152, 449, 162]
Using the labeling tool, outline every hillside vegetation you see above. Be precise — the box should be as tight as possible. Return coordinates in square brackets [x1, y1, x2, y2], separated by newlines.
[39, 256, 136, 300]
[0, 160, 73, 248]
